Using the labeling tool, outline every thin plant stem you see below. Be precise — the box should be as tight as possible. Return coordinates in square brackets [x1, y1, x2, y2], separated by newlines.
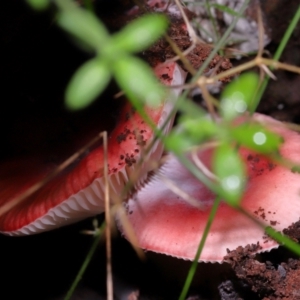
[103, 131, 113, 300]
[252, 4, 300, 112]
[178, 197, 221, 300]
[64, 224, 105, 300]
[65, 131, 110, 300]
[205, 0, 221, 48]
[158, 173, 206, 209]
[164, 34, 196, 75]
[0, 133, 103, 218]
[203, 57, 300, 84]
[274, 5, 300, 62]
[174, 0, 199, 45]
[239, 207, 300, 257]
[256, 3, 265, 59]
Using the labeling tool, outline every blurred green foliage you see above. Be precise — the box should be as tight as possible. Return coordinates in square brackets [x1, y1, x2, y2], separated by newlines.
[28, 0, 168, 110]
[25, 2, 300, 299]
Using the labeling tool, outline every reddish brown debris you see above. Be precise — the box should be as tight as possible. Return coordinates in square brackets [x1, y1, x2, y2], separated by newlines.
[224, 220, 300, 299]
[225, 244, 300, 299]
[283, 219, 300, 243]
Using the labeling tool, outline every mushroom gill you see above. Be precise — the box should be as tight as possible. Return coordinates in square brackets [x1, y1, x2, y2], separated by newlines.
[0, 61, 186, 236]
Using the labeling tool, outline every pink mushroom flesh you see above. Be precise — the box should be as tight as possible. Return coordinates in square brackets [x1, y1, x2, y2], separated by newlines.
[0, 62, 186, 236]
[121, 114, 300, 262]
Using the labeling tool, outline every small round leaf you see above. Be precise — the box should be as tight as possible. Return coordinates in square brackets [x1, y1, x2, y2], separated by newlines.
[65, 58, 111, 110]
[113, 55, 165, 107]
[213, 143, 246, 206]
[26, 0, 49, 10]
[111, 14, 168, 53]
[164, 131, 194, 154]
[220, 72, 259, 120]
[230, 123, 283, 154]
[179, 115, 218, 144]
[57, 8, 109, 50]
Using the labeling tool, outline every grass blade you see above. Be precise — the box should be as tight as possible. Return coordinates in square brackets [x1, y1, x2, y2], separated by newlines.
[252, 5, 300, 112]
[178, 197, 221, 300]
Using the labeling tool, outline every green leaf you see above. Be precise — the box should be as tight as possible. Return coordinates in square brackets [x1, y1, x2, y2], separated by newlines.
[65, 58, 111, 110]
[57, 7, 109, 50]
[113, 55, 165, 107]
[26, 0, 49, 10]
[179, 115, 218, 143]
[265, 226, 300, 257]
[220, 72, 259, 120]
[213, 143, 245, 206]
[110, 14, 168, 53]
[164, 131, 194, 154]
[177, 98, 206, 118]
[230, 123, 283, 153]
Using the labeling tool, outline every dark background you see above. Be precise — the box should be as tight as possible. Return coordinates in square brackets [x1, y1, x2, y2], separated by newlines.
[0, 1, 300, 299]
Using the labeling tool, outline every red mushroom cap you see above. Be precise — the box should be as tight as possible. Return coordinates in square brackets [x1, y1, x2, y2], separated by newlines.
[119, 114, 300, 262]
[0, 62, 186, 236]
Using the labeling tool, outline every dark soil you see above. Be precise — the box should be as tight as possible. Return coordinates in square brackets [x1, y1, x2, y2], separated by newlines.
[103, 0, 233, 78]
[224, 222, 300, 300]
[0, 0, 300, 300]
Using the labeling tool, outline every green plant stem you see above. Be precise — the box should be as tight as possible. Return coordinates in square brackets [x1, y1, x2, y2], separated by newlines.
[239, 208, 300, 257]
[252, 4, 300, 112]
[205, 0, 221, 51]
[64, 225, 105, 300]
[178, 197, 221, 300]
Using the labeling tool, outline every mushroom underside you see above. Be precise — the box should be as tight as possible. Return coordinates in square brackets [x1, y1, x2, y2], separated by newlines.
[0, 62, 187, 236]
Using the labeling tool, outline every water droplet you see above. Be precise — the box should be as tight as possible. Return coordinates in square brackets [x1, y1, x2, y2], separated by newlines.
[234, 100, 247, 113]
[222, 175, 240, 191]
[253, 132, 266, 145]
[277, 103, 284, 110]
